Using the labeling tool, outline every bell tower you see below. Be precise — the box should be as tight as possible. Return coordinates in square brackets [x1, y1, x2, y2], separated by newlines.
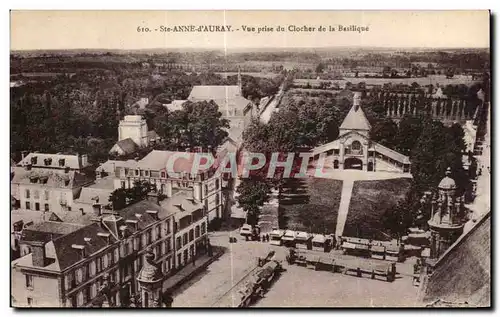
[427, 167, 466, 259]
[136, 248, 166, 307]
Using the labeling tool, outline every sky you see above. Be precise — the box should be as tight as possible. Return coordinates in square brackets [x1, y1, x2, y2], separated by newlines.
[10, 10, 490, 51]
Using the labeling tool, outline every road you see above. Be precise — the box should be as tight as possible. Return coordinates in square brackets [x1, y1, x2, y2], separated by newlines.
[171, 230, 284, 307]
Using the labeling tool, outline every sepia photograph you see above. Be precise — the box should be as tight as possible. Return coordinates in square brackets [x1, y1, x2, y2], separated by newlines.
[9, 10, 491, 308]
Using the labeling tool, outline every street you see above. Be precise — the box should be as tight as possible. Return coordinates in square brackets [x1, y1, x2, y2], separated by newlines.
[172, 229, 419, 307]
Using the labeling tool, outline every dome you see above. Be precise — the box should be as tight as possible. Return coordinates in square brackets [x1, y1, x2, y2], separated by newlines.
[137, 249, 164, 283]
[438, 168, 457, 190]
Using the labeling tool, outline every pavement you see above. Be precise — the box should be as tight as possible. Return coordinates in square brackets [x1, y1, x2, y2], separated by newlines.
[335, 180, 354, 237]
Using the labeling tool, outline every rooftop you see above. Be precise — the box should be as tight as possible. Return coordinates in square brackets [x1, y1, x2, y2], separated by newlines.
[111, 138, 139, 155]
[138, 150, 213, 174]
[17, 152, 87, 170]
[11, 166, 94, 189]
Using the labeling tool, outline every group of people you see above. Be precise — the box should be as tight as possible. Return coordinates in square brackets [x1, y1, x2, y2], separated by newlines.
[260, 234, 271, 242]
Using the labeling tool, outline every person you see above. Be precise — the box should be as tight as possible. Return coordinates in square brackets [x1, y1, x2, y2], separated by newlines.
[266, 233, 270, 242]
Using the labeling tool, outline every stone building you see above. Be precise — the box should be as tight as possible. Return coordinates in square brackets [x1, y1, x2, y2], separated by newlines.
[112, 150, 224, 222]
[11, 191, 209, 308]
[11, 152, 94, 215]
[312, 92, 411, 173]
[427, 168, 467, 260]
[109, 115, 160, 156]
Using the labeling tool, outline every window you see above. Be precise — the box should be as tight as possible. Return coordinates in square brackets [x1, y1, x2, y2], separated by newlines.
[128, 240, 134, 254]
[76, 291, 84, 307]
[183, 233, 188, 246]
[75, 268, 83, 284]
[351, 140, 362, 151]
[25, 202, 30, 210]
[25, 189, 30, 199]
[121, 181, 125, 189]
[114, 248, 119, 262]
[134, 237, 139, 251]
[90, 283, 97, 299]
[103, 254, 109, 269]
[156, 225, 161, 240]
[34, 190, 39, 199]
[25, 275, 33, 288]
[161, 241, 166, 254]
[35, 203, 40, 211]
[195, 226, 200, 238]
[27, 297, 33, 307]
[204, 184, 209, 195]
[115, 270, 120, 284]
[166, 238, 172, 253]
[176, 236, 181, 249]
[215, 194, 220, 206]
[201, 222, 206, 235]
[215, 179, 220, 190]
[189, 229, 194, 242]
[135, 170, 139, 176]
[166, 219, 171, 234]
[44, 191, 49, 200]
[96, 257, 102, 272]
[144, 170, 149, 177]
[44, 204, 49, 212]
[161, 172, 166, 178]
[89, 261, 96, 277]
[65, 273, 73, 290]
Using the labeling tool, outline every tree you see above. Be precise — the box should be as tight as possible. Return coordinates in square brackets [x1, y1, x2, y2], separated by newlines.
[369, 119, 398, 148]
[315, 63, 326, 74]
[109, 188, 128, 210]
[395, 115, 425, 155]
[160, 100, 230, 151]
[236, 177, 271, 225]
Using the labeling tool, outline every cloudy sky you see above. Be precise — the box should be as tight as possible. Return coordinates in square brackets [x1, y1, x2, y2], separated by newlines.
[11, 10, 490, 50]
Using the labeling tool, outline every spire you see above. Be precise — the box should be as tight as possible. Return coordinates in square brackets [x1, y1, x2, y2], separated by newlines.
[339, 91, 371, 135]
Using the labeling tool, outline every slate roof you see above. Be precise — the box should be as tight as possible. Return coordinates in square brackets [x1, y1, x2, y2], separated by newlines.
[11, 166, 94, 189]
[138, 150, 213, 174]
[21, 221, 84, 244]
[160, 190, 204, 216]
[18, 153, 84, 170]
[111, 138, 139, 155]
[188, 85, 252, 116]
[421, 211, 491, 307]
[97, 160, 136, 175]
[339, 103, 371, 133]
[51, 223, 117, 271]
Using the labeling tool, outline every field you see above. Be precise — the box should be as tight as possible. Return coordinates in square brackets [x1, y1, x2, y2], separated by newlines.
[278, 178, 343, 233]
[215, 72, 279, 79]
[294, 74, 480, 88]
[343, 178, 412, 240]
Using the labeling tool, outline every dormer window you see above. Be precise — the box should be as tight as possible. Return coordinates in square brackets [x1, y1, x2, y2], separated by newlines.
[161, 171, 166, 178]
[31, 156, 38, 165]
[64, 179, 70, 186]
[135, 170, 139, 176]
[44, 158, 52, 166]
[59, 159, 65, 167]
[144, 170, 149, 177]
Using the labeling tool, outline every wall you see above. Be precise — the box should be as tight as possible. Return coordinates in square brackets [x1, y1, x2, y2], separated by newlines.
[11, 268, 62, 307]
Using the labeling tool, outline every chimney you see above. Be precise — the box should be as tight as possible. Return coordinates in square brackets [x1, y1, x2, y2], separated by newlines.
[71, 244, 86, 259]
[81, 154, 88, 168]
[30, 241, 47, 267]
[97, 232, 111, 244]
[126, 219, 139, 231]
[147, 192, 160, 205]
[146, 210, 159, 220]
[119, 225, 128, 239]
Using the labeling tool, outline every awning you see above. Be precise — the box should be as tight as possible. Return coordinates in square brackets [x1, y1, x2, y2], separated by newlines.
[312, 235, 326, 244]
[370, 245, 386, 253]
[342, 242, 357, 249]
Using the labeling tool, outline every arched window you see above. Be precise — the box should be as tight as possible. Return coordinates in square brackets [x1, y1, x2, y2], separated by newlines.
[76, 291, 84, 306]
[351, 140, 362, 151]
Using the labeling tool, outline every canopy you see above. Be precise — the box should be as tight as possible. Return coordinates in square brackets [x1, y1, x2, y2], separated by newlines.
[312, 234, 326, 244]
[342, 242, 357, 249]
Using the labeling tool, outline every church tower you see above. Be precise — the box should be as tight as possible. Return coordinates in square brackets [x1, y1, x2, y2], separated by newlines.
[428, 167, 466, 259]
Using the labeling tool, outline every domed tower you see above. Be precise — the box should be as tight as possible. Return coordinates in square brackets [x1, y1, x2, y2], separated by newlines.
[428, 167, 466, 259]
[137, 248, 166, 307]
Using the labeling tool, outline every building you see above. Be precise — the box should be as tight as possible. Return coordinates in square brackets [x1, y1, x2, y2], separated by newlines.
[11, 152, 94, 215]
[311, 92, 411, 173]
[11, 188, 211, 308]
[111, 150, 224, 222]
[160, 191, 208, 269]
[427, 168, 467, 260]
[111, 115, 160, 156]
[11, 198, 176, 308]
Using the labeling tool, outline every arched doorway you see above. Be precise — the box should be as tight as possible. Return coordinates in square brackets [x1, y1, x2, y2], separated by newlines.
[344, 157, 363, 170]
